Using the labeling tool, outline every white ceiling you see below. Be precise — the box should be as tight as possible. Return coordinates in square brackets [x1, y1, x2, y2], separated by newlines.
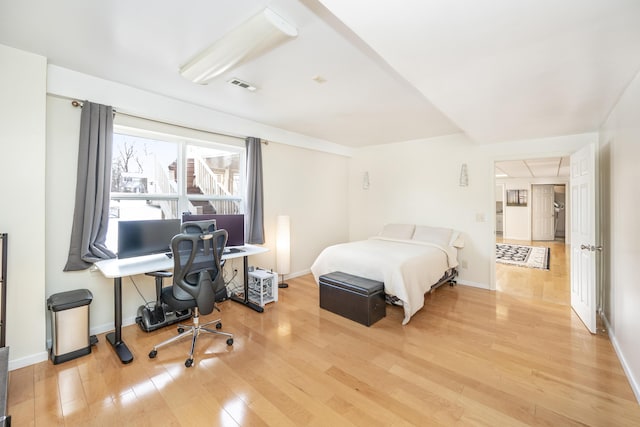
[495, 157, 569, 178]
[1, 0, 640, 148]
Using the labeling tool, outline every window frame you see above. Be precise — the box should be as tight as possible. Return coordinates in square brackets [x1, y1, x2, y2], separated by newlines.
[107, 124, 246, 251]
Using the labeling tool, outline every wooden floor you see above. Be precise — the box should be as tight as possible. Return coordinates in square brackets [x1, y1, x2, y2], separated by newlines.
[8, 262, 640, 425]
[496, 237, 571, 306]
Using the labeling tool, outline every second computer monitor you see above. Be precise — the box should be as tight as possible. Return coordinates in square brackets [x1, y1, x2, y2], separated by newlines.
[181, 213, 245, 246]
[117, 219, 181, 259]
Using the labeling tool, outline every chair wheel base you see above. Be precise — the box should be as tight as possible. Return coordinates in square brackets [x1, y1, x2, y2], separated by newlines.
[185, 358, 193, 367]
[149, 349, 157, 359]
[226, 338, 234, 346]
[216, 322, 222, 329]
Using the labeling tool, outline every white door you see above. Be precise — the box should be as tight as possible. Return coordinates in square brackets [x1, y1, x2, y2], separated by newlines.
[570, 144, 598, 333]
[532, 184, 555, 240]
[496, 184, 504, 234]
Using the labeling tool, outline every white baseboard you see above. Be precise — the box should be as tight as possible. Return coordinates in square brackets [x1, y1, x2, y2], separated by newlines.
[456, 279, 489, 289]
[602, 314, 640, 404]
[284, 269, 310, 280]
[90, 316, 138, 338]
[13, 317, 139, 371]
[8, 351, 48, 371]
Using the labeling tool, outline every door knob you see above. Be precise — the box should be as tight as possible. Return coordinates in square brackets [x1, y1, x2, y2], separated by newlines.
[580, 244, 603, 252]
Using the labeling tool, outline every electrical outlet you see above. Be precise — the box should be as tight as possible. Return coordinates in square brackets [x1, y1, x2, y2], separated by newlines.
[460, 260, 468, 269]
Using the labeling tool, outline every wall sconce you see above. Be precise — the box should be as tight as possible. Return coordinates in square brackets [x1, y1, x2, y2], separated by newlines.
[362, 171, 370, 190]
[276, 215, 290, 288]
[180, 8, 297, 84]
[459, 164, 469, 187]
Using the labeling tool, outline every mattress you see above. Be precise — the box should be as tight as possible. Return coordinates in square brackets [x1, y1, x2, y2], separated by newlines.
[311, 236, 457, 325]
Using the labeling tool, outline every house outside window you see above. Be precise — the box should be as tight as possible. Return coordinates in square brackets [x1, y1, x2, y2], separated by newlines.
[106, 127, 245, 251]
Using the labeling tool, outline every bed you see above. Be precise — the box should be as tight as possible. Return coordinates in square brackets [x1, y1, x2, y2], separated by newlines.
[310, 224, 463, 325]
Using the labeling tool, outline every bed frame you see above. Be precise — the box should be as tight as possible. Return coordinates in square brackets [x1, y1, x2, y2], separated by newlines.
[430, 267, 458, 293]
[385, 267, 457, 305]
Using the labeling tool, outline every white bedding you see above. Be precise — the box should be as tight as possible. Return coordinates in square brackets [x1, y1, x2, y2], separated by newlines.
[310, 236, 458, 325]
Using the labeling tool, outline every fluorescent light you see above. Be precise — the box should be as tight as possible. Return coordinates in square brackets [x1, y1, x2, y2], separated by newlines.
[180, 8, 297, 85]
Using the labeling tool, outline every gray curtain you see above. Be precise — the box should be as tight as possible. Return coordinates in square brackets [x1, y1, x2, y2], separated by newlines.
[64, 101, 116, 271]
[245, 137, 265, 244]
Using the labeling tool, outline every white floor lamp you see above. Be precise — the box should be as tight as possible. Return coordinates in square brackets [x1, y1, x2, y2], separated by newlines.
[276, 215, 290, 288]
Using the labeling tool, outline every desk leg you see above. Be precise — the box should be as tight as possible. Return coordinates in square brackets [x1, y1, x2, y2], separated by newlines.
[105, 277, 134, 364]
[230, 255, 264, 313]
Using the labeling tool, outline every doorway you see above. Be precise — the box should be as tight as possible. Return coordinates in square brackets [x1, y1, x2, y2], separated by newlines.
[494, 157, 570, 305]
[531, 184, 566, 242]
[552, 185, 566, 241]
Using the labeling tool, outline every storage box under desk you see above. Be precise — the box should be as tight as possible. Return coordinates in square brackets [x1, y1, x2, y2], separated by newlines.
[319, 271, 385, 326]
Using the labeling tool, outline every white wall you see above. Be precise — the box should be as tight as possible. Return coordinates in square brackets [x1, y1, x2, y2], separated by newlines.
[497, 177, 570, 241]
[259, 142, 349, 276]
[348, 132, 595, 289]
[348, 135, 491, 288]
[599, 69, 640, 401]
[47, 66, 353, 158]
[0, 45, 48, 367]
[44, 68, 350, 344]
[503, 182, 531, 240]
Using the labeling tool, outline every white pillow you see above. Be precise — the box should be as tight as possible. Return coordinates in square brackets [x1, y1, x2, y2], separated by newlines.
[378, 223, 415, 240]
[412, 226, 452, 247]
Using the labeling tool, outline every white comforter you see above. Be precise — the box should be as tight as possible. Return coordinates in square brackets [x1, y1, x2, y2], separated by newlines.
[310, 237, 458, 325]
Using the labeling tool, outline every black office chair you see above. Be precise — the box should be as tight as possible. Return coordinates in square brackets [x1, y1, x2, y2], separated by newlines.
[148, 220, 233, 367]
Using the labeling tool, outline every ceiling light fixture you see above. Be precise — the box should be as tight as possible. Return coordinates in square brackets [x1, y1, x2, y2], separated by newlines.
[180, 8, 297, 85]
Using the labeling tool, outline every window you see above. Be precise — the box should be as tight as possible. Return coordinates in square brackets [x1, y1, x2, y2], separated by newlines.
[506, 189, 528, 207]
[106, 126, 244, 251]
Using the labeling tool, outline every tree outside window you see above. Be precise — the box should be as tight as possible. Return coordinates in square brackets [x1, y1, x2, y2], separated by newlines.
[106, 131, 244, 252]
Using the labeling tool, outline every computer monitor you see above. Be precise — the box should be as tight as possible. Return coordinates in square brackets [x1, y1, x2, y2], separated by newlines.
[117, 219, 181, 259]
[182, 213, 245, 246]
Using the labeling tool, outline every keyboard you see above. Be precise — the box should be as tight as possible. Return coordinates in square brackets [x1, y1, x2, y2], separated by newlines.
[224, 247, 245, 254]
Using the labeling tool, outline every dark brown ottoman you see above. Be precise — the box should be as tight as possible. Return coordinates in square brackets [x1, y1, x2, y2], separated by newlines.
[319, 272, 385, 326]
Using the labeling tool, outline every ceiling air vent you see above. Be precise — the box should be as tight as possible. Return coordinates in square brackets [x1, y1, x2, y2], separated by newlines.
[228, 78, 257, 91]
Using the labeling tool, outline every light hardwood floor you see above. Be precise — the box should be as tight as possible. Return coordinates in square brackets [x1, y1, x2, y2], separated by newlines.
[496, 238, 571, 305]
[8, 263, 640, 426]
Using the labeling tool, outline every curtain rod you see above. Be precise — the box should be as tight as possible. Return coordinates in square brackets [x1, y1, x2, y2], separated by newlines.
[69, 98, 269, 145]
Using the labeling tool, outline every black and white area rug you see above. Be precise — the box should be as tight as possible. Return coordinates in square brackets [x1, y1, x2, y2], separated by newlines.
[496, 244, 550, 270]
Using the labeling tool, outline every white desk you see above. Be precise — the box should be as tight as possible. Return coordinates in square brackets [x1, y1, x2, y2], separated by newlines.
[95, 244, 267, 364]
